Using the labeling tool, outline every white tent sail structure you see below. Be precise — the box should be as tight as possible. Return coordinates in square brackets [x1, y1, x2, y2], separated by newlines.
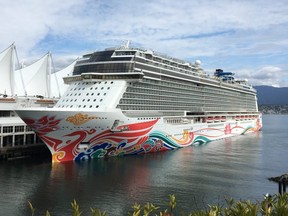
[0, 44, 16, 97]
[17, 52, 52, 98]
[0, 43, 77, 109]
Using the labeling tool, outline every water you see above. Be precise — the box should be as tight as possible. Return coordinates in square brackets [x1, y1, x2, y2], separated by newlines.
[0, 115, 287, 215]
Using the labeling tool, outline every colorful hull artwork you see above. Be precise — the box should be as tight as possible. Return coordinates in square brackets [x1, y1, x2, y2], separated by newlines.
[21, 112, 262, 163]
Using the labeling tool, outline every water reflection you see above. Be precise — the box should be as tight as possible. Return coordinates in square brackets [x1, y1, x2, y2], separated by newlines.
[2, 115, 288, 215]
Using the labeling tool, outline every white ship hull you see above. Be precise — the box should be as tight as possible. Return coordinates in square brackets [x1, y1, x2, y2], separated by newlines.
[16, 109, 262, 162]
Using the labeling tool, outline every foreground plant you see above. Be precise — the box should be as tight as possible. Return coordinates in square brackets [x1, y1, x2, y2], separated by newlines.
[28, 193, 288, 216]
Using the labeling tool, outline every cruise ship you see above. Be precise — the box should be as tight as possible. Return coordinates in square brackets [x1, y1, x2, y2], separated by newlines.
[15, 43, 262, 163]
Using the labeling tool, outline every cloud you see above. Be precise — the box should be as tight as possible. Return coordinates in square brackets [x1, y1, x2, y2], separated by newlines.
[236, 66, 288, 87]
[1, 0, 288, 86]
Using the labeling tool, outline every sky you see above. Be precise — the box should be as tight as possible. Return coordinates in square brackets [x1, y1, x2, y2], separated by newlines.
[1, 0, 288, 87]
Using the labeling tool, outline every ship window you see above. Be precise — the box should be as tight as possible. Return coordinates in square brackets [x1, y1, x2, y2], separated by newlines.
[74, 99, 77, 102]
[87, 99, 90, 102]
[111, 81, 113, 84]
[86, 93, 89, 96]
[78, 88, 81, 90]
[104, 93, 106, 96]
[101, 87, 104, 90]
[93, 99, 96, 102]
[105, 81, 107, 84]
[100, 99, 103, 102]
[91, 93, 94, 96]
[78, 93, 81, 96]
[83, 105, 86, 108]
[89, 105, 92, 108]
[95, 87, 98, 90]
[79, 105, 81, 108]
[82, 99, 85, 102]
[70, 105, 73, 108]
[82, 88, 85, 90]
[90, 87, 93, 90]
[107, 87, 110, 90]
[97, 93, 100, 96]
[96, 105, 99, 108]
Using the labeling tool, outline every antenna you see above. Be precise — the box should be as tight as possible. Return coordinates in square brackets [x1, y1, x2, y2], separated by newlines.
[123, 40, 130, 48]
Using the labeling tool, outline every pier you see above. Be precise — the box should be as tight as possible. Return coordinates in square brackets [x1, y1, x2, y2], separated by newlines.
[268, 174, 288, 195]
[0, 113, 50, 160]
[0, 143, 50, 160]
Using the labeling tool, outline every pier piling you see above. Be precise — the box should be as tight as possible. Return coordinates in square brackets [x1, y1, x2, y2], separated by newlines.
[269, 174, 288, 195]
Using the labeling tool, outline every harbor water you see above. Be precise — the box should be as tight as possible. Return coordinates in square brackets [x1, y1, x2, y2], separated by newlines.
[0, 115, 287, 215]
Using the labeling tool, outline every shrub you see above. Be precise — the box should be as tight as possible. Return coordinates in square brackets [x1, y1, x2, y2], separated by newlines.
[28, 193, 288, 216]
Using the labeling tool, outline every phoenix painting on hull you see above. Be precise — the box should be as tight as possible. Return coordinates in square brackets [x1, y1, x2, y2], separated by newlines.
[16, 44, 262, 163]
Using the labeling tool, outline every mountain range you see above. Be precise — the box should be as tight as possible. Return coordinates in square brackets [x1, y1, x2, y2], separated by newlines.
[254, 86, 288, 105]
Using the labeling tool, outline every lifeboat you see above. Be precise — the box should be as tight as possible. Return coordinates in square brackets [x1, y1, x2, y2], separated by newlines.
[207, 117, 213, 122]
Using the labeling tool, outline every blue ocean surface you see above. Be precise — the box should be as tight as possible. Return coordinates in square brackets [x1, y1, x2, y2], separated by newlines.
[0, 115, 287, 215]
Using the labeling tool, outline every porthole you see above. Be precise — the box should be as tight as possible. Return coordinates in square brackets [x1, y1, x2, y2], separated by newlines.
[97, 93, 100, 96]
[95, 87, 98, 90]
[91, 93, 94, 96]
[111, 81, 114, 84]
[101, 87, 104, 90]
[96, 105, 99, 108]
[83, 105, 86, 108]
[89, 105, 92, 108]
[104, 93, 106, 96]
[82, 99, 85, 102]
[87, 99, 90, 102]
[100, 99, 103, 102]
[86, 93, 89, 96]
[93, 99, 96, 102]
[107, 87, 110, 90]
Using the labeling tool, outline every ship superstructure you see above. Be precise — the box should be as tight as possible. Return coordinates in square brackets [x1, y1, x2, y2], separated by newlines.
[15, 43, 262, 162]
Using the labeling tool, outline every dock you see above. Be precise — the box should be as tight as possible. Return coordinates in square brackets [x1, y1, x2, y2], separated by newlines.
[0, 112, 50, 161]
[0, 143, 50, 160]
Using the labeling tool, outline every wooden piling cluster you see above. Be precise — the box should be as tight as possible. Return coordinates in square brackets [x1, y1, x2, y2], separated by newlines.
[268, 174, 288, 195]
